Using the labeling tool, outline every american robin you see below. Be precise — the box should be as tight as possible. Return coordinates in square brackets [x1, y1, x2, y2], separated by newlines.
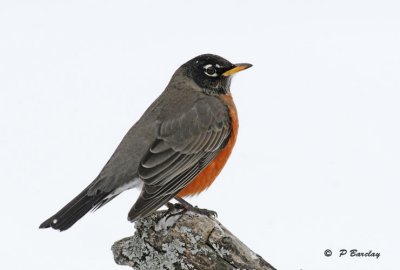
[39, 54, 252, 231]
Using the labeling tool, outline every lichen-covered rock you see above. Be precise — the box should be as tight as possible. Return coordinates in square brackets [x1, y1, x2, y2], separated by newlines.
[112, 204, 275, 270]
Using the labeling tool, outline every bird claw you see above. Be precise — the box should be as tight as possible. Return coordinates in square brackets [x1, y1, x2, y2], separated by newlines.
[190, 206, 218, 218]
[173, 197, 218, 218]
[165, 202, 177, 211]
[161, 203, 186, 221]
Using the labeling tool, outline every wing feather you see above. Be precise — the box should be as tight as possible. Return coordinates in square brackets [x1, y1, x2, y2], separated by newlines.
[128, 151, 220, 221]
[128, 97, 231, 221]
[141, 148, 177, 169]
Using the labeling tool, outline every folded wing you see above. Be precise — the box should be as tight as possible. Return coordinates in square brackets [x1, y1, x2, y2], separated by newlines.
[128, 98, 231, 221]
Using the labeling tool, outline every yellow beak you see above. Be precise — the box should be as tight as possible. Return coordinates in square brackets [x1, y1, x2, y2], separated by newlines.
[222, 63, 253, 76]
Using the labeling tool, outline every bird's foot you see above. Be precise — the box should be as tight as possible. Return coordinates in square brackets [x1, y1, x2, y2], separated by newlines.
[190, 206, 218, 218]
[174, 197, 218, 218]
[162, 202, 186, 221]
[165, 202, 185, 211]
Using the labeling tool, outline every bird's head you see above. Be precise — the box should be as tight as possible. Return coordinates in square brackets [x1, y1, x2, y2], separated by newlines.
[179, 54, 252, 95]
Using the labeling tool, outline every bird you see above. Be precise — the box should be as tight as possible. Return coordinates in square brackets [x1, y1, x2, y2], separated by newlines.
[39, 54, 252, 231]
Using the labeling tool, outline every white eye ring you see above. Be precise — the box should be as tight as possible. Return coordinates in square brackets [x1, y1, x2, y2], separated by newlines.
[204, 64, 218, 77]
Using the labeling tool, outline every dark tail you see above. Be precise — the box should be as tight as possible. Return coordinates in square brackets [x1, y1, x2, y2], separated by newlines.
[39, 186, 110, 231]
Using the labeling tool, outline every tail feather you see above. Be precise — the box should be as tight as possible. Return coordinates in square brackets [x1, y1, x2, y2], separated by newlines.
[39, 186, 110, 231]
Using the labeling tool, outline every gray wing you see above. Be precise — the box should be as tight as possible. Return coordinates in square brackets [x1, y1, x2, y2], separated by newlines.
[128, 98, 231, 221]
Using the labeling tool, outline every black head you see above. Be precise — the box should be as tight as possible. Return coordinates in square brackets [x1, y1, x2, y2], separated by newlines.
[181, 54, 252, 95]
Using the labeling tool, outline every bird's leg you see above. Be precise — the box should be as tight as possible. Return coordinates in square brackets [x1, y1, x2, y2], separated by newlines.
[174, 197, 194, 209]
[174, 196, 218, 218]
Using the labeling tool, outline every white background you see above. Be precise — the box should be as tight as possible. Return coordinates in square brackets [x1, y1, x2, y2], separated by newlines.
[1, 1, 399, 269]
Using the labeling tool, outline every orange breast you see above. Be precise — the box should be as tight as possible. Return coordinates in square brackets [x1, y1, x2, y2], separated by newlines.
[178, 94, 238, 197]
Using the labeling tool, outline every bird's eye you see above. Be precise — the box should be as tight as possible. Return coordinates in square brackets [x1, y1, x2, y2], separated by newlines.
[204, 64, 218, 77]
